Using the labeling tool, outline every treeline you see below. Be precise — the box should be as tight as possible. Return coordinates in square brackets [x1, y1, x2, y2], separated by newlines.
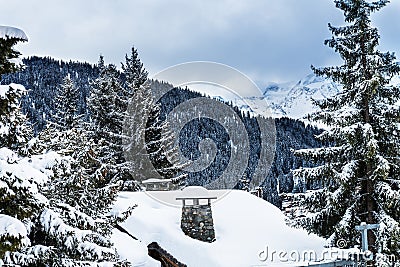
[2, 58, 322, 208]
[1, 56, 99, 133]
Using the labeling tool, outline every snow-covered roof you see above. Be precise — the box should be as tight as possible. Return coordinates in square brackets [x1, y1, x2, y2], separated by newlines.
[142, 178, 172, 184]
[0, 26, 28, 41]
[111, 190, 330, 266]
[176, 186, 216, 199]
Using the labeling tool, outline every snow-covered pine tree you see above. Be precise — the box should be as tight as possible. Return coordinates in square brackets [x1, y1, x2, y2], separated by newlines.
[38, 126, 120, 218]
[121, 47, 186, 189]
[0, 29, 129, 266]
[53, 74, 80, 130]
[0, 84, 32, 154]
[123, 83, 187, 188]
[293, 0, 400, 259]
[88, 56, 126, 184]
[144, 93, 188, 186]
[0, 26, 27, 78]
[0, 94, 127, 266]
[121, 46, 148, 91]
[88, 56, 121, 135]
[119, 46, 148, 139]
[29, 126, 129, 265]
[0, 27, 31, 154]
[0, 26, 45, 264]
[0, 147, 53, 266]
[0, 105, 124, 265]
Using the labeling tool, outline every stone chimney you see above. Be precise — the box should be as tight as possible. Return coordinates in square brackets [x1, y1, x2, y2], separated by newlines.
[176, 186, 216, 243]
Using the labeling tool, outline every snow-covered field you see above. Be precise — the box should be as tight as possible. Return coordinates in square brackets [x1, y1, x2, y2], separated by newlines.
[111, 189, 329, 267]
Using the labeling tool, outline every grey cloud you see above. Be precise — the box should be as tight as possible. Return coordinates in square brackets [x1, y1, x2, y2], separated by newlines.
[1, 0, 399, 84]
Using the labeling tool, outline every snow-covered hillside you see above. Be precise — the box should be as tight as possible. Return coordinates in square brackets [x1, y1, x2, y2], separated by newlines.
[111, 190, 332, 267]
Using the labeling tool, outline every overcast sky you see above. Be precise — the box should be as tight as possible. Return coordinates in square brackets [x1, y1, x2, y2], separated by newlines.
[1, 0, 400, 86]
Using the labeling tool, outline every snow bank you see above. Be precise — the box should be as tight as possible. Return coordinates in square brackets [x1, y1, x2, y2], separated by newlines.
[0, 26, 28, 41]
[111, 190, 328, 266]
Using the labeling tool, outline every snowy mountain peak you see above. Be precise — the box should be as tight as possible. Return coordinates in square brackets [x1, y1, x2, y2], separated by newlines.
[0, 26, 28, 41]
[186, 72, 398, 120]
[295, 73, 325, 87]
[264, 82, 281, 92]
[189, 74, 342, 120]
[262, 74, 342, 119]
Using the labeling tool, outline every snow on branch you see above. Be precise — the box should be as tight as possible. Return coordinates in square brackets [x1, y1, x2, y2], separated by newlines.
[0, 26, 28, 41]
[0, 214, 29, 245]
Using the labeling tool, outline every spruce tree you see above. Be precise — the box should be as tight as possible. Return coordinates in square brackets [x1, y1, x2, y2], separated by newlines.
[0, 27, 40, 264]
[0, 84, 32, 154]
[0, 29, 129, 266]
[26, 126, 126, 266]
[0, 148, 44, 263]
[53, 74, 79, 130]
[0, 89, 127, 267]
[121, 47, 187, 189]
[121, 46, 148, 91]
[293, 0, 400, 260]
[88, 56, 122, 136]
[119, 46, 148, 126]
[0, 26, 27, 78]
[88, 56, 125, 183]
[123, 83, 186, 185]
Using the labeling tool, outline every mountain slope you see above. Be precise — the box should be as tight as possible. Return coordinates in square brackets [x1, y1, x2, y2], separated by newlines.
[263, 74, 341, 118]
[192, 74, 342, 120]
